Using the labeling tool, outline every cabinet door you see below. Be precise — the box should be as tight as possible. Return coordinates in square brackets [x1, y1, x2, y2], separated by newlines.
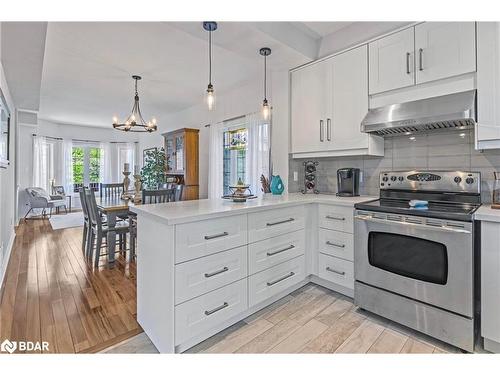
[165, 136, 175, 172]
[477, 22, 500, 143]
[174, 133, 185, 172]
[290, 59, 332, 153]
[327, 45, 369, 151]
[415, 22, 476, 84]
[369, 27, 415, 94]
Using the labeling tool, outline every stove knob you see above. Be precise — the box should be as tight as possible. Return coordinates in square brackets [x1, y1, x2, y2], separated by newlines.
[454, 176, 462, 184]
[398, 176, 404, 181]
[466, 177, 474, 184]
[382, 176, 388, 182]
[390, 176, 397, 181]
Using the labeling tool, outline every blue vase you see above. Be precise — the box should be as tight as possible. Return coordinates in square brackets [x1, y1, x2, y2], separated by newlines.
[270, 175, 284, 195]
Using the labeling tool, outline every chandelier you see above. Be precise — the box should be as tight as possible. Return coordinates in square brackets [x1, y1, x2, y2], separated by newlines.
[112, 75, 157, 132]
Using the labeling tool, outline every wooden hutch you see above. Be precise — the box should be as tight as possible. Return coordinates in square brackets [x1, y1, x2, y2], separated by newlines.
[162, 128, 199, 200]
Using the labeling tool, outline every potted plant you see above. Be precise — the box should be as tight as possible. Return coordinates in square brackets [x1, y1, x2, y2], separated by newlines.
[141, 147, 167, 189]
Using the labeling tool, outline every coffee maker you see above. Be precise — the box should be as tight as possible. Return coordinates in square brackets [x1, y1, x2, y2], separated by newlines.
[336, 168, 360, 197]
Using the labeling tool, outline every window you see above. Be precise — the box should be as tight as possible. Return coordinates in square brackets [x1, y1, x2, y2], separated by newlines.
[223, 128, 248, 195]
[72, 144, 102, 192]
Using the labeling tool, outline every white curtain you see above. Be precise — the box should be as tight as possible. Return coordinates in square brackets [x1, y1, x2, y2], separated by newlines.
[33, 136, 52, 192]
[245, 112, 271, 196]
[208, 122, 224, 200]
[62, 139, 73, 195]
[100, 142, 114, 184]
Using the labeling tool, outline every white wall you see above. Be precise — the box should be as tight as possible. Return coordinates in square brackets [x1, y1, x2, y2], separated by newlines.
[17, 119, 140, 217]
[0, 22, 18, 289]
[138, 71, 289, 199]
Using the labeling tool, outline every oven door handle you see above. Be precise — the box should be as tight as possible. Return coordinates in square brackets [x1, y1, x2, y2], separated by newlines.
[354, 214, 471, 234]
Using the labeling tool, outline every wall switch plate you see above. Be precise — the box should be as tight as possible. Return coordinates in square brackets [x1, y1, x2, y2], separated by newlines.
[293, 171, 298, 181]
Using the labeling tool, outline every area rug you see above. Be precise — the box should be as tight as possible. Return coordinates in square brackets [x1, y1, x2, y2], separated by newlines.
[49, 211, 84, 230]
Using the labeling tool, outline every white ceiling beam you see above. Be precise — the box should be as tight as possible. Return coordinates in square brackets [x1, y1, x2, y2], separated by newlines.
[248, 22, 319, 61]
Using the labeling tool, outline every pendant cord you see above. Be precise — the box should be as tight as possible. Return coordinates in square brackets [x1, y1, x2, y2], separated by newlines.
[264, 55, 267, 100]
[208, 30, 212, 85]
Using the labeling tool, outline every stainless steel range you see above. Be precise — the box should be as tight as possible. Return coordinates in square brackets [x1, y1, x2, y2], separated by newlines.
[354, 171, 481, 352]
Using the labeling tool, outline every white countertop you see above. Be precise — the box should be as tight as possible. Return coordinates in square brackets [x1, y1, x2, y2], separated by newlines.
[474, 205, 500, 223]
[130, 193, 378, 225]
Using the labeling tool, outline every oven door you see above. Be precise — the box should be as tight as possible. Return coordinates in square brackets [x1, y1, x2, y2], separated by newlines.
[354, 211, 473, 317]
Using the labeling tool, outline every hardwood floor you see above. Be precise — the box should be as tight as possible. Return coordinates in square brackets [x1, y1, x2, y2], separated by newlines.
[0, 218, 141, 353]
[105, 284, 459, 354]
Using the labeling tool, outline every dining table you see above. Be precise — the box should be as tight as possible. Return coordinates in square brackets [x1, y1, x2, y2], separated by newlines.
[95, 195, 138, 265]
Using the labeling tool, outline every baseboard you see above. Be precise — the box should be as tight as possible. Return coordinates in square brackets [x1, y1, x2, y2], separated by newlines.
[0, 229, 16, 298]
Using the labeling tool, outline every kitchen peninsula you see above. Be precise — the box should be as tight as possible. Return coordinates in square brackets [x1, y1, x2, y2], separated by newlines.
[131, 193, 375, 353]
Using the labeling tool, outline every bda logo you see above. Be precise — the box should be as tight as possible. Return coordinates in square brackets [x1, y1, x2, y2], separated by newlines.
[1, 339, 17, 354]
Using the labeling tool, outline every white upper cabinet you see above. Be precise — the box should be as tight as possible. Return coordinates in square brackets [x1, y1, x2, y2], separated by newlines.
[369, 28, 415, 95]
[476, 22, 500, 149]
[290, 45, 383, 158]
[415, 22, 476, 84]
[328, 45, 371, 151]
[290, 58, 332, 154]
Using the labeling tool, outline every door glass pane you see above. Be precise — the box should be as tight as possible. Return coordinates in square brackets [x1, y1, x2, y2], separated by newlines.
[89, 147, 101, 184]
[72, 147, 84, 192]
[368, 231, 448, 285]
[175, 135, 184, 171]
[166, 138, 174, 171]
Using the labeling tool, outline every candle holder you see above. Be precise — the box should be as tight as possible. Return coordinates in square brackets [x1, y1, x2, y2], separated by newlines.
[133, 174, 142, 203]
[122, 171, 131, 200]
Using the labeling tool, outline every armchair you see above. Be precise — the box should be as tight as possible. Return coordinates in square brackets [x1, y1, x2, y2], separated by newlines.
[24, 187, 68, 220]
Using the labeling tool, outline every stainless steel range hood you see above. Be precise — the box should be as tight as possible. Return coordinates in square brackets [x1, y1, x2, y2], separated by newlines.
[361, 90, 476, 136]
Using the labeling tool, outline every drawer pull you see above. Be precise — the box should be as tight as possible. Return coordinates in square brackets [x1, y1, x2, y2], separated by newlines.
[267, 244, 295, 257]
[204, 302, 229, 316]
[267, 272, 295, 286]
[325, 215, 345, 221]
[204, 232, 229, 240]
[326, 266, 345, 276]
[204, 266, 229, 278]
[326, 241, 345, 248]
[266, 218, 295, 227]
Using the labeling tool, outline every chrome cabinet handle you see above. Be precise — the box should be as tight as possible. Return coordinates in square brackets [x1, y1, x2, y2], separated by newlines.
[320, 120, 324, 142]
[266, 218, 295, 227]
[267, 244, 295, 256]
[325, 215, 345, 221]
[418, 48, 424, 71]
[204, 266, 229, 278]
[204, 232, 229, 240]
[204, 302, 229, 316]
[326, 241, 345, 248]
[327, 118, 331, 141]
[267, 272, 295, 286]
[406, 52, 411, 74]
[326, 267, 345, 276]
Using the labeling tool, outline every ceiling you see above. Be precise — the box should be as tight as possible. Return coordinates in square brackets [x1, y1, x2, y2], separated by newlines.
[1, 21, 407, 128]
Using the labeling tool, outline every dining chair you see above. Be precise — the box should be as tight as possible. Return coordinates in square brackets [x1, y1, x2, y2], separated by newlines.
[78, 188, 92, 258]
[100, 183, 124, 199]
[85, 187, 130, 267]
[174, 184, 184, 201]
[142, 188, 175, 204]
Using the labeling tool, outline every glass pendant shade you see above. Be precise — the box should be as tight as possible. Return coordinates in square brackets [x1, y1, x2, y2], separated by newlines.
[262, 99, 270, 120]
[206, 84, 215, 111]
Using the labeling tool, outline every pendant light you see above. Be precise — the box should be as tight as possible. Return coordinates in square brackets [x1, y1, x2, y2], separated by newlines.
[203, 21, 217, 111]
[112, 75, 157, 133]
[259, 47, 271, 120]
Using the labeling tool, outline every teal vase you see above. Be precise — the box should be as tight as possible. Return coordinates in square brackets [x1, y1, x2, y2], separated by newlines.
[270, 175, 284, 195]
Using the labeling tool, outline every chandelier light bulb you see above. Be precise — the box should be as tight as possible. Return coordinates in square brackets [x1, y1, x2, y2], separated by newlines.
[152, 118, 157, 125]
[112, 116, 118, 125]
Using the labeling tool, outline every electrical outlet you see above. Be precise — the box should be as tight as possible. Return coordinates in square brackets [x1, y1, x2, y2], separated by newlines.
[293, 171, 298, 181]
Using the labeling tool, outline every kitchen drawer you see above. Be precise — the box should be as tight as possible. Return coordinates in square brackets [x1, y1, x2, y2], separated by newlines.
[175, 245, 248, 305]
[318, 228, 353, 261]
[175, 215, 247, 263]
[318, 253, 354, 290]
[318, 204, 354, 233]
[248, 230, 305, 275]
[175, 279, 248, 345]
[248, 205, 305, 243]
[248, 255, 305, 307]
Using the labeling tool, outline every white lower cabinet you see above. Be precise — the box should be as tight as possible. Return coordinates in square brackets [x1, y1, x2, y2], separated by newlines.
[248, 230, 305, 275]
[175, 245, 248, 305]
[318, 228, 354, 261]
[318, 204, 354, 233]
[318, 253, 354, 290]
[175, 279, 248, 344]
[248, 255, 306, 307]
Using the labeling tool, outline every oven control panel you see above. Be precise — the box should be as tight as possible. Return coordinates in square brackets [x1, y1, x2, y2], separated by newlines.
[379, 171, 481, 194]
